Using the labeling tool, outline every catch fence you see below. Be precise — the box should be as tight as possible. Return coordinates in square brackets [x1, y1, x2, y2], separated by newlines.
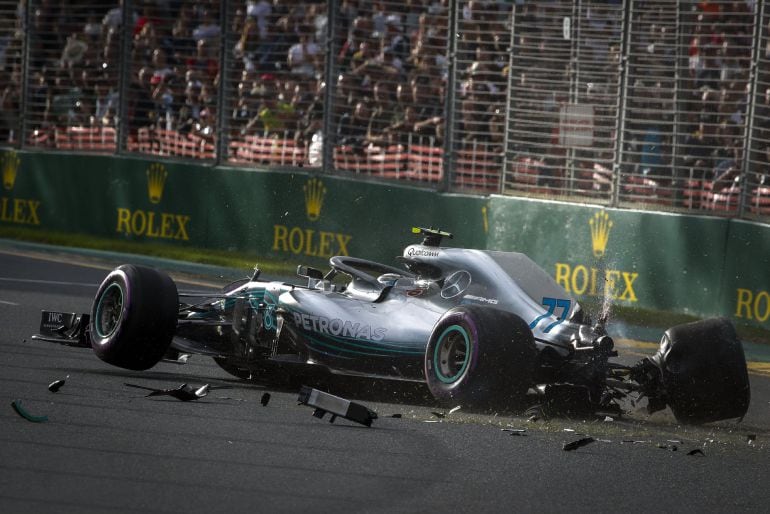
[0, 0, 768, 220]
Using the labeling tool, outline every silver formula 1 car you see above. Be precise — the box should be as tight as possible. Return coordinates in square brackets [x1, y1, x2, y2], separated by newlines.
[34, 227, 750, 423]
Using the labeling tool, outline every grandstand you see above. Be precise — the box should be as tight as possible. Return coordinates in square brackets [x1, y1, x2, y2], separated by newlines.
[1, 0, 769, 220]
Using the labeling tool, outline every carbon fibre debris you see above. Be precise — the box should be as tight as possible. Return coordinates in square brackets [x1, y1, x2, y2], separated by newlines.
[48, 376, 69, 392]
[562, 437, 595, 451]
[125, 382, 210, 401]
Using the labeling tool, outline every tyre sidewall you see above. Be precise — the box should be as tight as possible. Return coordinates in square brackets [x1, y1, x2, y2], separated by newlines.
[90, 264, 178, 370]
[425, 306, 536, 407]
[91, 268, 133, 359]
[426, 309, 482, 400]
[657, 317, 750, 424]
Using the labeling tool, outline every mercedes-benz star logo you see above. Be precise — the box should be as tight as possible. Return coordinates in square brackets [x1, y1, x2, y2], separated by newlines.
[441, 270, 472, 299]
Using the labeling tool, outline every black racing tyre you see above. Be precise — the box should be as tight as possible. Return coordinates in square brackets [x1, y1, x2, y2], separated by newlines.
[655, 317, 750, 424]
[424, 305, 537, 409]
[90, 264, 178, 371]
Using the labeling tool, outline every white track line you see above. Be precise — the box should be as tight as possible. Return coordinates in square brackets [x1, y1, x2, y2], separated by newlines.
[0, 248, 224, 288]
[0, 299, 19, 306]
[0, 277, 98, 287]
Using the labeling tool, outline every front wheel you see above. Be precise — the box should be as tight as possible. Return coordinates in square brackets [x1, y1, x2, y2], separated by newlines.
[655, 317, 750, 424]
[90, 264, 178, 370]
[424, 306, 537, 409]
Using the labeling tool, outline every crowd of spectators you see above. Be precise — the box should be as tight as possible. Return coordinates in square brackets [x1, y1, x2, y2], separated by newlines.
[0, 0, 767, 204]
[624, 0, 755, 192]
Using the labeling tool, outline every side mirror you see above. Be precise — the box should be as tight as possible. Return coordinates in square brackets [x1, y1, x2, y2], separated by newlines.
[297, 265, 324, 280]
[297, 265, 326, 288]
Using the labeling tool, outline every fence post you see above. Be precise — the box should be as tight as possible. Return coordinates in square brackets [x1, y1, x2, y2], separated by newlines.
[566, 0, 582, 193]
[671, 0, 681, 187]
[441, 0, 459, 193]
[215, 0, 230, 165]
[612, 0, 633, 208]
[322, 0, 338, 174]
[739, 0, 763, 218]
[19, 0, 32, 148]
[116, 0, 133, 154]
[500, 3, 517, 195]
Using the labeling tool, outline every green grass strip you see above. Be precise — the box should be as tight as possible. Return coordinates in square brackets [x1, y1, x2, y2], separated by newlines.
[0, 226, 297, 276]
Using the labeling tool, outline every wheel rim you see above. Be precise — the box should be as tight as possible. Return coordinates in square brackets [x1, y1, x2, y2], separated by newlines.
[95, 283, 124, 338]
[433, 325, 470, 383]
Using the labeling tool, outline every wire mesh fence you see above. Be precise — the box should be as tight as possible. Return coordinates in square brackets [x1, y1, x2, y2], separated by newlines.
[0, 0, 23, 146]
[1, 0, 769, 223]
[503, 1, 622, 202]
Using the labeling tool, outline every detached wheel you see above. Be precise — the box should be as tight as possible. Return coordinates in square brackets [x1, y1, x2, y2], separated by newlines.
[424, 305, 536, 409]
[655, 317, 750, 424]
[90, 264, 178, 370]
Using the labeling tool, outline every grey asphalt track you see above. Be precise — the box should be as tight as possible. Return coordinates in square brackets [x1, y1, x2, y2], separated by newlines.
[1, 243, 769, 513]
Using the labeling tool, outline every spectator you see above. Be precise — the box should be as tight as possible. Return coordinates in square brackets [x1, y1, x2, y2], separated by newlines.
[151, 76, 177, 131]
[255, 12, 294, 74]
[305, 3, 328, 47]
[287, 28, 321, 79]
[366, 81, 394, 146]
[337, 100, 369, 153]
[187, 37, 219, 84]
[338, 15, 372, 70]
[232, 78, 260, 136]
[411, 76, 443, 130]
[127, 66, 156, 133]
[102, 0, 137, 32]
[348, 40, 377, 79]
[93, 75, 118, 127]
[193, 7, 221, 41]
[638, 124, 666, 177]
[351, 48, 402, 93]
[234, 17, 261, 73]
[0, 69, 20, 141]
[151, 48, 174, 83]
[60, 33, 88, 70]
[177, 79, 203, 134]
[170, 14, 196, 66]
[49, 67, 87, 126]
[387, 104, 417, 146]
[241, 76, 295, 136]
[246, 0, 272, 40]
[383, 14, 408, 62]
[296, 78, 325, 144]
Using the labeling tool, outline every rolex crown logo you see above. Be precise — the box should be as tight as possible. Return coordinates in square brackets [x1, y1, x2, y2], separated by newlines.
[304, 178, 326, 221]
[589, 210, 613, 258]
[2, 150, 20, 191]
[146, 163, 168, 204]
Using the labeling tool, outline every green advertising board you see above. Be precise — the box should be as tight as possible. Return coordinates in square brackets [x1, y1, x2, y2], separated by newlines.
[2, 148, 768, 332]
[722, 219, 770, 327]
[3, 150, 487, 267]
[485, 197, 730, 317]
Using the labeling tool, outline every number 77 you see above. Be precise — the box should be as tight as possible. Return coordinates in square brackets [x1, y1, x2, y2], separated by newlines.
[529, 297, 571, 333]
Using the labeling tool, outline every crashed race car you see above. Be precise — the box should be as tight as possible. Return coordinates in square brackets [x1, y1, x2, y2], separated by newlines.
[34, 227, 750, 424]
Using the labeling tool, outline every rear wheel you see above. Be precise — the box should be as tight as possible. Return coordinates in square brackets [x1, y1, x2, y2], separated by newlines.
[655, 317, 750, 424]
[90, 265, 178, 370]
[424, 306, 536, 409]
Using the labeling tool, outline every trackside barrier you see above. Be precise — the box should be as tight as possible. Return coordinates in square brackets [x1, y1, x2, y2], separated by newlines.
[2, 150, 769, 334]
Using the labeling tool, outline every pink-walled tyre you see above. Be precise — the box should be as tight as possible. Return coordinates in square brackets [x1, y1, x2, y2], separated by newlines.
[424, 305, 536, 410]
[90, 264, 178, 371]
